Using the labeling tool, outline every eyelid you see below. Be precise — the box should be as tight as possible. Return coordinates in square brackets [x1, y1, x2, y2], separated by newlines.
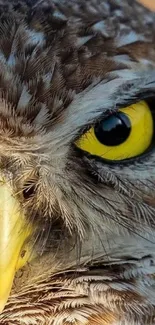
[78, 96, 155, 139]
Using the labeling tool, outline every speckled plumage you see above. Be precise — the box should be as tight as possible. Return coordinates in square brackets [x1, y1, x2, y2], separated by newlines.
[0, 0, 155, 324]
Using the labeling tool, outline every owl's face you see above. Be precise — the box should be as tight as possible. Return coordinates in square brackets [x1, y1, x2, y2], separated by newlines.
[0, 0, 155, 324]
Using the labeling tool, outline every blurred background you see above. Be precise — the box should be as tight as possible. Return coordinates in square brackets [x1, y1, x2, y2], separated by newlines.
[139, 0, 155, 10]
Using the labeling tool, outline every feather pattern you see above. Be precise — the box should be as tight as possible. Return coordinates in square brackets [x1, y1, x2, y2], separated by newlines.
[0, 0, 155, 324]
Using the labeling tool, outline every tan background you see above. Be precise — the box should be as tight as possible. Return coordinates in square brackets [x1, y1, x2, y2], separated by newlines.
[139, 0, 155, 10]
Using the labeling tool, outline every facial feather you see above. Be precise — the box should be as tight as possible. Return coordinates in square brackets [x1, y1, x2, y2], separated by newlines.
[0, 0, 155, 324]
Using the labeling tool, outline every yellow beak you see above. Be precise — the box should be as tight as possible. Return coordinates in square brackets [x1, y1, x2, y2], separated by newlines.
[0, 177, 33, 313]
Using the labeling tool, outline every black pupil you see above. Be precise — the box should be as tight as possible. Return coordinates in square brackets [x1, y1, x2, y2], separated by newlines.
[94, 112, 131, 146]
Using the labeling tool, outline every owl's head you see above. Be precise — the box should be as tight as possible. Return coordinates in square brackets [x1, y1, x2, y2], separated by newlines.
[0, 0, 155, 322]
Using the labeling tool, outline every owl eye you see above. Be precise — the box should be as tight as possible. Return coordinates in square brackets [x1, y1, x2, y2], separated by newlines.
[76, 101, 154, 161]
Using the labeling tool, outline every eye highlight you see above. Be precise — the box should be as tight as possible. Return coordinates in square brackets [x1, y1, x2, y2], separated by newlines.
[76, 101, 154, 161]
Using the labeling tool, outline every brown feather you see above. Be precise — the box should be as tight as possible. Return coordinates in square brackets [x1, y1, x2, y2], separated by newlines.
[0, 0, 155, 324]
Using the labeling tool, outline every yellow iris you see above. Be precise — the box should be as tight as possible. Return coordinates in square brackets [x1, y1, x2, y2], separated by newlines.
[76, 101, 154, 161]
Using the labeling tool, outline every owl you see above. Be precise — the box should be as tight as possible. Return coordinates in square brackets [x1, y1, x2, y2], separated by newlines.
[0, 0, 155, 324]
